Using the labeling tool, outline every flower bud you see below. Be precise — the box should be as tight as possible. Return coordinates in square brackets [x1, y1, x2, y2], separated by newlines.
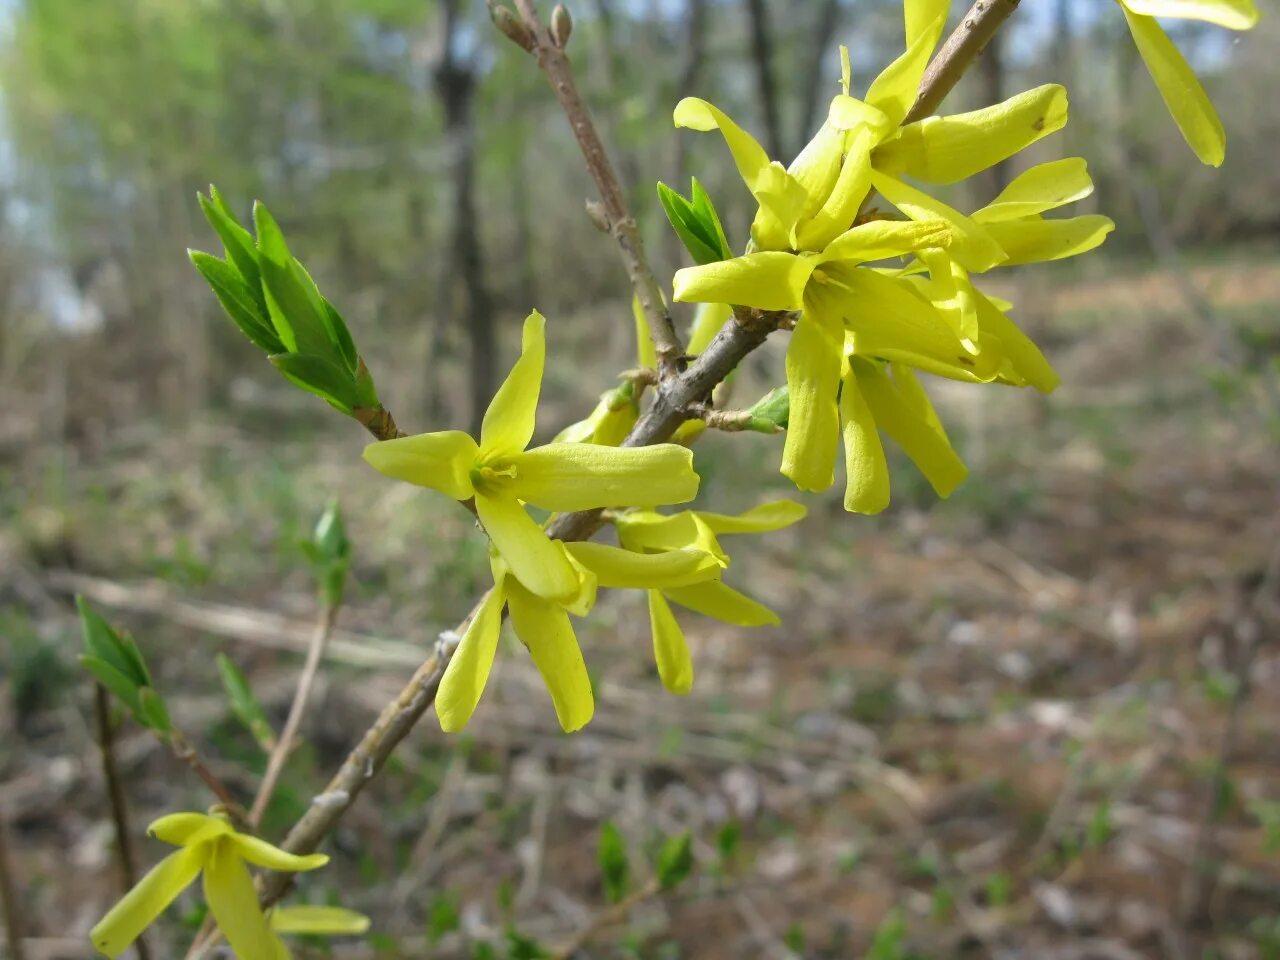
[551, 4, 573, 48]
[489, 2, 534, 51]
[585, 199, 611, 234]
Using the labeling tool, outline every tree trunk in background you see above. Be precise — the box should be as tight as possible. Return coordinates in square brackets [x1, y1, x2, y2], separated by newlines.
[796, 0, 842, 146]
[745, 0, 785, 160]
[434, 0, 493, 435]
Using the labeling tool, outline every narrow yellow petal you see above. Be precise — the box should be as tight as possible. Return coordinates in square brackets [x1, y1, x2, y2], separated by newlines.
[974, 157, 1094, 223]
[840, 367, 891, 515]
[475, 493, 579, 601]
[648, 590, 694, 694]
[436, 586, 504, 733]
[865, 0, 950, 126]
[615, 512, 729, 565]
[749, 160, 810, 249]
[203, 841, 276, 960]
[870, 172, 1007, 272]
[631, 295, 658, 371]
[786, 122, 845, 222]
[91, 849, 204, 958]
[673, 97, 770, 189]
[673, 252, 815, 312]
[230, 835, 328, 873]
[822, 218, 953, 266]
[1120, 0, 1258, 29]
[794, 125, 877, 252]
[511, 443, 699, 511]
[566, 542, 722, 588]
[694, 499, 808, 535]
[480, 311, 546, 456]
[146, 813, 227, 846]
[269, 906, 371, 936]
[917, 248, 979, 344]
[854, 359, 967, 498]
[687, 302, 732, 356]
[973, 289, 1060, 392]
[875, 85, 1068, 185]
[363, 431, 478, 501]
[781, 312, 843, 493]
[1122, 9, 1226, 166]
[664, 581, 779, 627]
[506, 579, 594, 732]
[982, 215, 1115, 265]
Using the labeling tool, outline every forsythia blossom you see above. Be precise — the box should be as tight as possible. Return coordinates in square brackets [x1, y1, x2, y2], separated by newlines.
[1114, 0, 1260, 166]
[364, 311, 699, 602]
[90, 812, 333, 960]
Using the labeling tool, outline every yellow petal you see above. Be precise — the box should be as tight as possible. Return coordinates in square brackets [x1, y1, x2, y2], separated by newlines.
[1121, 9, 1226, 166]
[506, 579, 594, 732]
[565, 542, 723, 588]
[673, 252, 815, 312]
[475, 493, 580, 601]
[435, 585, 506, 732]
[615, 512, 729, 565]
[982, 215, 1115, 265]
[840, 366, 891, 514]
[687, 302, 732, 356]
[203, 840, 276, 960]
[631, 295, 658, 371]
[865, 0, 950, 126]
[673, 97, 770, 190]
[837, 267, 999, 381]
[870, 172, 1007, 272]
[552, 391, 637, 447]
[749, 161, 810, 249]
[90, 848, 204, 958]
[480, 311, 545, 457]
[230, 835, 328, 873]
[781, 312, 843, 493]
[146, 813, 228, 846]
[269, 906, 371, 936]
[973, 289, 1060, 392]
[875, 85, 1068, 185]
[664, 581, 779, 627]
[822, 218, 953, 265]
[510, 443, 699, 511]
[917, 248, 979, 344]
[974, 157, 1095, 222]
[363, 431, 478, 500]
[786, 122, 845, 222]
[854, 359, 966, 498]
[1119, 0, 1258, 29]
[695, 499, 808, 535]
[794, 125, 877, 251]
[648, 590, 693, 694]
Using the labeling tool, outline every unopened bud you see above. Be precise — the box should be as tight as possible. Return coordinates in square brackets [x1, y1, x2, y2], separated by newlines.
[489, 2, 535, 51]
[551, 4, 573, 48]
[585, 199, 611, 234]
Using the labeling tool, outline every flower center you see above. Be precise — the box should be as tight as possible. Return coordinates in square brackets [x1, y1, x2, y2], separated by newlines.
[470, 460, 517, 495]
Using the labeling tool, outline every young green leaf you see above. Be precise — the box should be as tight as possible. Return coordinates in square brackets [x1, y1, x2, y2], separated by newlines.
[198, 189, 266, 312]
[748, 385, 791, 430]
[309, 499, 352, 608]
[689, 177, 732, 260]
[77, 598, 170, 732]
[269, 353, 361, 413]
[188, 250, 284, 354]
[655, 833, 694, 890]
[216, 653, 276, 752]
[657, 182, 728, 266]
[598, 821, 630, 904]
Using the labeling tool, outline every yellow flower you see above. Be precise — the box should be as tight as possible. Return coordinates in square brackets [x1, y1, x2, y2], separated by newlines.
[267, 906, 371, 959]
[609, 501, 807, 691]
[1115, 0, 1259, 166]
[675, 0, 1067, 253]
[90, 813, 328, 960]
[364, 311, 699, 601]
[674, 219, 997, 496]
[437, 548, 601, 733]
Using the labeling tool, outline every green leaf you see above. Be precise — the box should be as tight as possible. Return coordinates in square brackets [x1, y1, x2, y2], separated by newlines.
[689, 177, 732, 260]
[136, 686, 173, 734]
[426, 892, 460, 946]
[655, 833, 693, 890]
[321, 298, 359, 375]
[216, 653, 275, 752]
[310, 500, 351, 607]
[80, 655, 143, 717]
[258, 256, 335, 359]
[748, 385, 790, 431]
[189, 250, 283, 354]
[199, 189, 265, 313]
[77, 597, 148, 687]
[715, 820, 741, 864]
[598, 821, 630, 904]
[504, 929, 548, 960]
[657, 182, 726, 266]
[269, 353, 360, 413]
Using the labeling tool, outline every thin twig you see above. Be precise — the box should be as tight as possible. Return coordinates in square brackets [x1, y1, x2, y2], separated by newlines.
[551, 877, 661, 959]
[93, 685, 151, 960]
[248, 603, 340, 827]
[906, 0, 1022, 124]
[509, 0, 685, 380]
[169, 729, 244, 823]
[0, 814, 25, 960]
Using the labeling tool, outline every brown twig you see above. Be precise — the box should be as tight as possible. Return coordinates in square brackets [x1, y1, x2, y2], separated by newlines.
[93, 685, 151, 960]
[906, 0, 1022, 125]
[352, 403, 406, 441]
[239, 1, 1025, 915]
[248, 602, 340, 827]
[168, 728, 244, 823]
[0, 813, 25, 960]
[551, 877, 661, 960]
[506, 0, 685, 380]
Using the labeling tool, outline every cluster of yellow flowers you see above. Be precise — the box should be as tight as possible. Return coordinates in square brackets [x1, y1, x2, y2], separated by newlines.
[92, 2, 1260, 958]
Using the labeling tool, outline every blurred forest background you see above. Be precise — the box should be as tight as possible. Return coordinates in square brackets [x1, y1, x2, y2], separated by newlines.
[2, 0, 1280, 958]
